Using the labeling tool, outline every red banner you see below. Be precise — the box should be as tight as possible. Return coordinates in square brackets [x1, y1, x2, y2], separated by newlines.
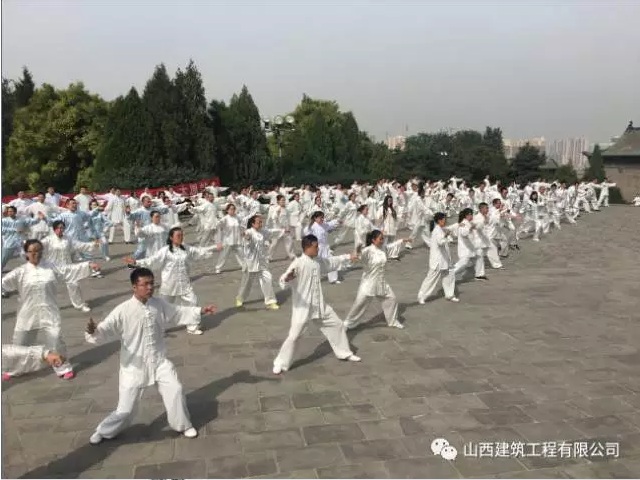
[2, 177, 221, 205]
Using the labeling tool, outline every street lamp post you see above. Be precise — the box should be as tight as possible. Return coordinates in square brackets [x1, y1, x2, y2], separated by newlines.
[262, 115, 295, 180]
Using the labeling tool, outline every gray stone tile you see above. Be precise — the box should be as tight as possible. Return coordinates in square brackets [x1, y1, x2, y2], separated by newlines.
[275, 444, 344, 472]
[569, 415, 640, 438]
[174, 433, 242, 460]
[384, 457, 460, 478]
[133, 460, 206, 478]
[303, 423, 365, 445]
[239, 429, 305, 452]
[205, 452, 277, 478]
[263, 408, 325, 430]
[392, 382, 446, 398]
[358, 419, 405, 440]
[260, 394, 292, 412]
[292, 390, 346, 408]
[443, 380, 495, 395]
[3, 210, 639, 476]
[477, 390, 535, 408]
[320, 403, 381, 424]
[414, 356, 465, 370]
[316, 461, 389, 479]
[469, 405, 535, 426]
[340, 439, 409, 463]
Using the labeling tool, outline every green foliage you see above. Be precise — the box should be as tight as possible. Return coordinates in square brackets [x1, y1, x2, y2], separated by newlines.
[510, 143, 545, 184]
[4, 83, 107, 194]
[3, 64, 571, 194]
[584, 145, 605, 182]
[13, 67, 36, 108]
[553, 164, 579, 185]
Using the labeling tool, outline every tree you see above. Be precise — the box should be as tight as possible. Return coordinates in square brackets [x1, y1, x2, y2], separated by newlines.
[93, 87, 148, 188]
[585, 144, 605, 181]
[213, 85, 271, 185]
[174, 60, 215, 173]
[4, 83, 108, 194]
[2, 78, 15, 166]
[554, 164, 579, 185]
[369, 141, 393, 179]
[511, 143, 545, 184]
[13, 67, 36, 108]
[141, 64, 181, 170]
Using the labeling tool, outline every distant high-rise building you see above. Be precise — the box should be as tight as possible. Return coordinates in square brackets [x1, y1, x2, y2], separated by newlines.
[386, 135, 406, 151]
[503, 137, 546, 159]
[546, 137, 589, 173]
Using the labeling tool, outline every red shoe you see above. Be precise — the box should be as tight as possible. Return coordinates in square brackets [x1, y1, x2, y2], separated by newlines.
[60, 371, 75, 380]
[2, 373, 11, 381]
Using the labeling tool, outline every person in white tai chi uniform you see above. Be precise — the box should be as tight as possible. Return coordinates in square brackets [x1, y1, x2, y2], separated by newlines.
[343, 230, 408, 330]
[85, 267, 216, 444]
[417, 213, 459, 304]
[273, 234, 361, 374]
[2, 345, 65, 380]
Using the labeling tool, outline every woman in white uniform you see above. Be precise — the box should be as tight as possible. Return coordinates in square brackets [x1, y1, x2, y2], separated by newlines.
[344, 230, 408, 330]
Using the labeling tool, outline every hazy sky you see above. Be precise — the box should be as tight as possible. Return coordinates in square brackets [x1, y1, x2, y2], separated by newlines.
[2, 1, 639, 142]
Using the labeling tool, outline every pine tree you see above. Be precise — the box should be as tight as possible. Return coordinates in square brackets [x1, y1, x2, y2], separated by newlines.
[586, 144, 605, 181]
[141, 64, 181, 169]
[174, 60, 215, 173]
[13, 67, 36, 108]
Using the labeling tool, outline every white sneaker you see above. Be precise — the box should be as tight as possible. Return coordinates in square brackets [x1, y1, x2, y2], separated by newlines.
[187, 327, 203, 335]
[183, 427, 198, 438]
[89, 432, 103, 445]
[447, 297, 460, 303]
[80, 305, 91, 313]
[391, 323, 405, 329]
[104, 257, 111, 262]
[273, 365, 283, 375]
[345, 355, 361, 362]
[418, 299, 425, 305]
[214, 269, 221, 275]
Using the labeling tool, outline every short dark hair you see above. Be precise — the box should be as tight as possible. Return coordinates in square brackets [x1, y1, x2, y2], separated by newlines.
[52, 220, 65, 230]
[247, 214, 261, 230]
[130, 267, 154, 285]
[492, 198, 501, 206]
[150, 210, 160, 217]
[478, 202, 489, 209]
[23, 239, 42, 253]
[434, 212, 446, 223]
[301, 234, 318, 251]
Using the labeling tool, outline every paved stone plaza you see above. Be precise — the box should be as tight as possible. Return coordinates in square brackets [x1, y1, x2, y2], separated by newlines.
[2, 206, 640, 479]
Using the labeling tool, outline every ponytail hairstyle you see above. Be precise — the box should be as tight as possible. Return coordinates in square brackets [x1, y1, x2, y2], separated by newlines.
[382, 195, 396, 220]
[365, 229, 383, 247]
[167, 227, 185, 253]
[309, 210, 324, 229]
[458, 208, 473, 224]
[430, 212, 446, 232]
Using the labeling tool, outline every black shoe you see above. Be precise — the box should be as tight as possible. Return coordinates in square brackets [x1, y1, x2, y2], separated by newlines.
[475, 276, 488, 280]
[127, 264, 136, 269]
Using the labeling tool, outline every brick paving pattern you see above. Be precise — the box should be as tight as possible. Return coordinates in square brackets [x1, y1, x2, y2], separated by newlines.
[2, 206, 640, 478]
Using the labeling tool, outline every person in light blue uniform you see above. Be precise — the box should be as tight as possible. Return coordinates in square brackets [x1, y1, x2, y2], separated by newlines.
[126, 195, 169, 261]
[2, 206, 40, 273]
[89, 199, 113, 262]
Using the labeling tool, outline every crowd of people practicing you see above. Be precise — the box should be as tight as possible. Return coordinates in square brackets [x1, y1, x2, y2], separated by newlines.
[0, 175, 619, 444]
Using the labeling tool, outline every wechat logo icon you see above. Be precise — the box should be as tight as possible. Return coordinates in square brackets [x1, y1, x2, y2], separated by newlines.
[431, 437, 458, 461]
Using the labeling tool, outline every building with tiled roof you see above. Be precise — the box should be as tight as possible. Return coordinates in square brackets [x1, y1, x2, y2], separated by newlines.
[601, 121, 640, 201]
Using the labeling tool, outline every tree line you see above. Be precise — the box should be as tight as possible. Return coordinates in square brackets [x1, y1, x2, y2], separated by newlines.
[2, 62, 606, 196]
